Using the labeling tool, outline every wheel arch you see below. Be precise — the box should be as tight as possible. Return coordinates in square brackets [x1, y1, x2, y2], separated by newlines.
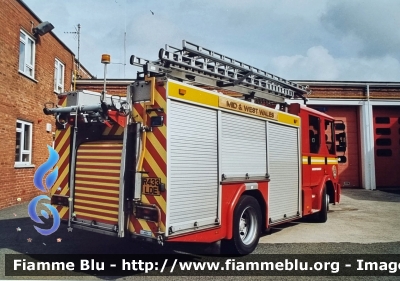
[242, 190, 267, 232]
[223, 194, 262, 255]
[313, 175, 330, 210]
[325, 180, 335, 204]
[222, 182, 268, 240]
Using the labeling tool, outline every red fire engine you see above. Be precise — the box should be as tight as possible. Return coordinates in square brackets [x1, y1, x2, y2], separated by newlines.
[44, 40, 346, 255]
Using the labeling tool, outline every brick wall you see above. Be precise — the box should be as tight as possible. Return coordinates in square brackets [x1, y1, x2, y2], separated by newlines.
[76, 82, 130, 96]
[308, 86, 365, 99]
[307, 85, 400, 99]
[75, 81, 400, 102]
[0, 0, 78, 209]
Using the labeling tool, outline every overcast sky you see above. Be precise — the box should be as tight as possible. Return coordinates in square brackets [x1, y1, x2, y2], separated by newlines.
[24, 0, 400, 81]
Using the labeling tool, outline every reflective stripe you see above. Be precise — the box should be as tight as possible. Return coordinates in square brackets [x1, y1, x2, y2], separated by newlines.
[302, 156, 339, 165]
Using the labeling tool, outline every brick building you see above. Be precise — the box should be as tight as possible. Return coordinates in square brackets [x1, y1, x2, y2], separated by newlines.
[294, 81, 400, 190]
[0, 0, 91, 209]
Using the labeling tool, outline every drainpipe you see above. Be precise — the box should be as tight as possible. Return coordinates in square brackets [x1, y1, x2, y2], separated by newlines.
[366, 84, 376, 190]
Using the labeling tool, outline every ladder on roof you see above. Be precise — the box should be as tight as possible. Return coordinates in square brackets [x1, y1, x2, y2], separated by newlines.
[130, 40, 310, 103]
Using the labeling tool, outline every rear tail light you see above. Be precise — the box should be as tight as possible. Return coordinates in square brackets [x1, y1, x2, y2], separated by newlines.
[134, 205, 159, 222]
[51, 195, 69, 207]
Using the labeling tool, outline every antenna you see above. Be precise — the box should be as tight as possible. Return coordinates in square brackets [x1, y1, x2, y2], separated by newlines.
[114, 0, 127, 78]
[65, 24, 81, 89]
[124, 13, 126, 78]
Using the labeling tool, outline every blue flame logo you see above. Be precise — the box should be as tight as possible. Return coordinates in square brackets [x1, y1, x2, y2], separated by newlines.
[28, 195, 60, 235]
[33, 145, 59, 192]
[29, 145, 61, 236]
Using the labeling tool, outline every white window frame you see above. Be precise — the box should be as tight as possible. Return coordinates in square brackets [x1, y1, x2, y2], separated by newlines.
[54, 59, 65, 93]
[19, 30, 35, 78]
[15, 120, 33, 167]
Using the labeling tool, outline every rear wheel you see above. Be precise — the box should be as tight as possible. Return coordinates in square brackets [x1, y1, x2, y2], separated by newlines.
[223, 195, 261, 255]
[316, 186, 328, 223]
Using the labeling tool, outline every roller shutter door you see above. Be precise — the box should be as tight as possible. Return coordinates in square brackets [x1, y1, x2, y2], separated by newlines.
[267, 122, 300, 223]
[220, 112, 267, 178]
[73, 140, 123, 228]
[373, 106, 400, 188]
[168, 101, 218, 233]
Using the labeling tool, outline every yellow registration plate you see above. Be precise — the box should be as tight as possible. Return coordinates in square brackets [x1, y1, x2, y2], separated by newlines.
[142, 178, 161, 196]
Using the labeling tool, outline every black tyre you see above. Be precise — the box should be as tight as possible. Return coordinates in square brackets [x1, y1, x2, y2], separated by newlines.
[316, 186, 328, 223]
[224, 195, 262, 255]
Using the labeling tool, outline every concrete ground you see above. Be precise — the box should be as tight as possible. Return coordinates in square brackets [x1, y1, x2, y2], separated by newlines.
[260, 188, 400, 244]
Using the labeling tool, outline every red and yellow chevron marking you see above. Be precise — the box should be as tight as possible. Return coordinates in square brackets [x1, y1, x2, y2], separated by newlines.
[103, 124, 124, 136]
[51, 96, 71, 220]
[74, 141, 122, 224]
[51, 96, 126, 222]
[129, 79, 167, 237]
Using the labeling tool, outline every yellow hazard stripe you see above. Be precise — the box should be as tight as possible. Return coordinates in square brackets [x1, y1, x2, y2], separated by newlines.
[76, 155, 121, 160]
[76, 162, 121, 167]
[55, 129, 70, 152]
[132, 81, 167, 235]
[115, 126, 124, 135]
[74, 192, 119, 201]
[138, 219, 152, 233]
[74, 187, 119, 194]
[52, 163, 69, 194]
[59, 207, 69, 219]
[74, 198, 118, 208]
[311, 157, 325, 164]
[74, 211, 118, 222]
[76, 168, 120, 173]
[327, 158, 339, 164]
[302, 156, 339, 165]
[77, 149, 122, 153]
[79, 140, 122, 147]
[168, 81, 218, 107]
[103, 127, 112, 135]
[74, 205, 118, 215]
[167, 80, 300, 127]
[75, 174, 120, 180]
[75, 180, 118, 187]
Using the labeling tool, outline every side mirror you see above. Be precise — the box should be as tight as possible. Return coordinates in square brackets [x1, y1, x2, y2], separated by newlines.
[337, 155, 347, 163]
[336, 132, 347, 153]
[335, 122, 346, 131]
[336, 132, 346, 144]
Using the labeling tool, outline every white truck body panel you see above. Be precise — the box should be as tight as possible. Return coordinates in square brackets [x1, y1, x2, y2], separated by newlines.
[267, 122, 301, 223]
[166, 84, 301, 235]
[167, 100, 219, 233]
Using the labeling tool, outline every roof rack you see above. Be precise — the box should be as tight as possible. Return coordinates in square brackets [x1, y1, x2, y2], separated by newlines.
[130, 40, 310, 103]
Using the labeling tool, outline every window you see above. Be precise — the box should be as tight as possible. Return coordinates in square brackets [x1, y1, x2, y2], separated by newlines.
[376, 149, 392, 157]
[376, 128, 391, 135]
[19, 30, 35, 78]
[375, 117, 390, 124]
[15, 120, 33, 166]
[376, 138, 391, 146]
[54, 59, 65, 93]
[324, 120, 335, 154]
[309, 115, 320, 153]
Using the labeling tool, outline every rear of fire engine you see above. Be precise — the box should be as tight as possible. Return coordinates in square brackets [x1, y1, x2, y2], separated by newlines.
[44, 40, 346, 255]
